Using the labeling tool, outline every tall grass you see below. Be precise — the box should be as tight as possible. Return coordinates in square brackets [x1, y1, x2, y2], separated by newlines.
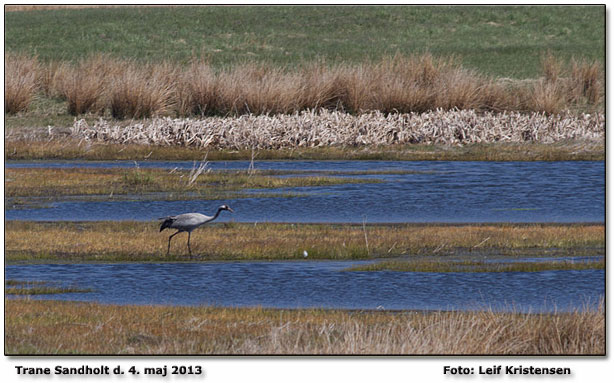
[4, 53, 604, 118]
[109, 62, 176, 119]
[4, 53, 39, 114]
[571, 58, 602, 104]
[59, 55, 117, 115]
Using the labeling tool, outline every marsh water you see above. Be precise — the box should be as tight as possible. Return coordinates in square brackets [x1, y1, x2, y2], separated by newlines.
[5, 160, 605, 312]
[4, 261, 604, 313]
[5, 160, 605, 223]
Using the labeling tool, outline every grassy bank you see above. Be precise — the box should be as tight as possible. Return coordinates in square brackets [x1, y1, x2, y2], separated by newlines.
[5, 139, 605, 161]
[5, 167, 380, 201]
[5, 299, 604, 355]
[4, 221, 604, 262]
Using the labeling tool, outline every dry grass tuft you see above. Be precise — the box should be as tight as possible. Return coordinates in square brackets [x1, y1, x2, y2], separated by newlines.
[110, 61, 176, 119]
[176, 60, 218, 116]
[570, 58, 603, 105]
[59, 55, 118, 115]
[4, 53, 39, 114]
[530, 80, 567, 116]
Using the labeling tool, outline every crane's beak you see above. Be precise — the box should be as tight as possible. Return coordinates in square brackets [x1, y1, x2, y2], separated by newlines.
[227, 207, 235, 213]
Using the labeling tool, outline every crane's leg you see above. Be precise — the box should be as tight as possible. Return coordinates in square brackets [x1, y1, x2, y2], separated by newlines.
[167, 231, 180, 255]
[187, 232, 192, 256]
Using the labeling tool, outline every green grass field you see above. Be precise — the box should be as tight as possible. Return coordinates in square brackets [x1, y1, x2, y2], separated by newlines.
[5, 5, 604, 78]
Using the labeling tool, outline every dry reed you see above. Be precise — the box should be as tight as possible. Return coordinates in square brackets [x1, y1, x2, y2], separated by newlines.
[71, 108, 604, 149]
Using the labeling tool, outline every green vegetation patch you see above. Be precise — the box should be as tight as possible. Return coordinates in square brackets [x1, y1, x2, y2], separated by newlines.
[346, 258, 605, 273]
[5, 280, 94, 295]
[5, 167, 380, 201]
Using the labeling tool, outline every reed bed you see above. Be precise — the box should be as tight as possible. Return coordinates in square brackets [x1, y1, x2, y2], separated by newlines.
[5, 221, 604, 262]
[5, 299, 604, 354]
[71, 108, 604, 149]
[4, 53, 603, 117]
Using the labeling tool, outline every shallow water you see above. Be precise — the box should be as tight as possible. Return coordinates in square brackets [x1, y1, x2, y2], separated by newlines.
[4, 261, 603, 313]
[5, 160, 605, 223]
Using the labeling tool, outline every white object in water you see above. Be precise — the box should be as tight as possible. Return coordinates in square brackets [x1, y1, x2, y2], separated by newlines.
[303, 250, 308, 258]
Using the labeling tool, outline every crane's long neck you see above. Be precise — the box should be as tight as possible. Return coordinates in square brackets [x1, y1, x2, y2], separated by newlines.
[209, 207, 224, 222]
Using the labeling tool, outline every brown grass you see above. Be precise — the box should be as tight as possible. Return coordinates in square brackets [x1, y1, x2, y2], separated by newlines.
[4, 54, 604, 119]
[55, 55, 118, 115]
[4, 53, 39, 114]
[4, 299, 604, 354]
[571, 58, 603, 105]
[529, 80, 566, 115]
[4, 221, 604, 262]
[110, 61, 176, 119]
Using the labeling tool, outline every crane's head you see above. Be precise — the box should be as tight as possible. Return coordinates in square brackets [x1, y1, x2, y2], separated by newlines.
[220, 204, 234, 213]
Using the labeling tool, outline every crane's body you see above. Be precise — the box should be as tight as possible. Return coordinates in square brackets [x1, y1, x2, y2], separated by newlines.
[159, 204, 233, 256]
[160, 212, 215, 232]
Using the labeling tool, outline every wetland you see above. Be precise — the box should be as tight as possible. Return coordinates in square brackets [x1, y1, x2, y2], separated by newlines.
[3, 5, 605, 355]
[4, 160, 605, 314]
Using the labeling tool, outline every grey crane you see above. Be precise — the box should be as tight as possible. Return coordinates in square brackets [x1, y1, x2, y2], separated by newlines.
[159, 204, 234, 256]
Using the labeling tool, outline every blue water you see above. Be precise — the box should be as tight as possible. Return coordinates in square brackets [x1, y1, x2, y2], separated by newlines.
[5, 161, 605, 223]
[4, 262, 604, 313]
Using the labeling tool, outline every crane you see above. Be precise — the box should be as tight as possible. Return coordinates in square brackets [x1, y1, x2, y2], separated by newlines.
[159, 204, 234, 256]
